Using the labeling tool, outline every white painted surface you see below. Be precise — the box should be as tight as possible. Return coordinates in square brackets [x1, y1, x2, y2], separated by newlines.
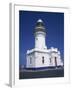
[26, 48, 63, 68]
[35, 31, 47, 49]
[26, 53, 35, 68]
[35, 51, 50, 67]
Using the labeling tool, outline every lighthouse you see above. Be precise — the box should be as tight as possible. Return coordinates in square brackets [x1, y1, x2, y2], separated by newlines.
[26, 19, 63, 69]
[34, 19, 47, 49]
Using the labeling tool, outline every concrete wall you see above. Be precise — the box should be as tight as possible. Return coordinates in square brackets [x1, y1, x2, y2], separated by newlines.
[35, 31, 47, 49]
[26, 49, 63, 68]
[35, 52, 50, 67]
[26, 53, 35, 68]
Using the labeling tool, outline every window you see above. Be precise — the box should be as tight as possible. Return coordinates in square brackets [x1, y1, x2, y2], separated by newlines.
[55, 57, 57, 66]
[30, 57, 32, 64]
[50, 58, 51, 63]
[42, 56, 44, 64]
[36, 38, 38, 40]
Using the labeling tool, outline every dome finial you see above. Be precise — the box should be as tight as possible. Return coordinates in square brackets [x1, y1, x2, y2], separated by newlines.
[37, 19, 43, 23]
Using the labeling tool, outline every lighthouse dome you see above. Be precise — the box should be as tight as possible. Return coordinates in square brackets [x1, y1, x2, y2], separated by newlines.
[35, 19, 46, 33]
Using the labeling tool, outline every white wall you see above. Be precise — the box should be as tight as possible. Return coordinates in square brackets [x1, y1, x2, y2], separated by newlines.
[26, 50, 62, 68]
[26, 53, 35, 68]
[35, 31, 46, 49]
[0, 0, 72, 89]
[35, 51, 50, 67]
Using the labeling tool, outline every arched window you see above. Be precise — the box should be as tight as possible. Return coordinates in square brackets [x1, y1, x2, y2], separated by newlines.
[42, 56, 44, 64]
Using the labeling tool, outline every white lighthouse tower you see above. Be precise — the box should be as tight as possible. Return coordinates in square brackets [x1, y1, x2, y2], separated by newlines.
[26, 19, 63, 69]
[35, 19, 47, 49]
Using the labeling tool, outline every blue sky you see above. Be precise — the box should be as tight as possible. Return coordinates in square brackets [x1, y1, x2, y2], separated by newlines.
[19, 10, 64, 66]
